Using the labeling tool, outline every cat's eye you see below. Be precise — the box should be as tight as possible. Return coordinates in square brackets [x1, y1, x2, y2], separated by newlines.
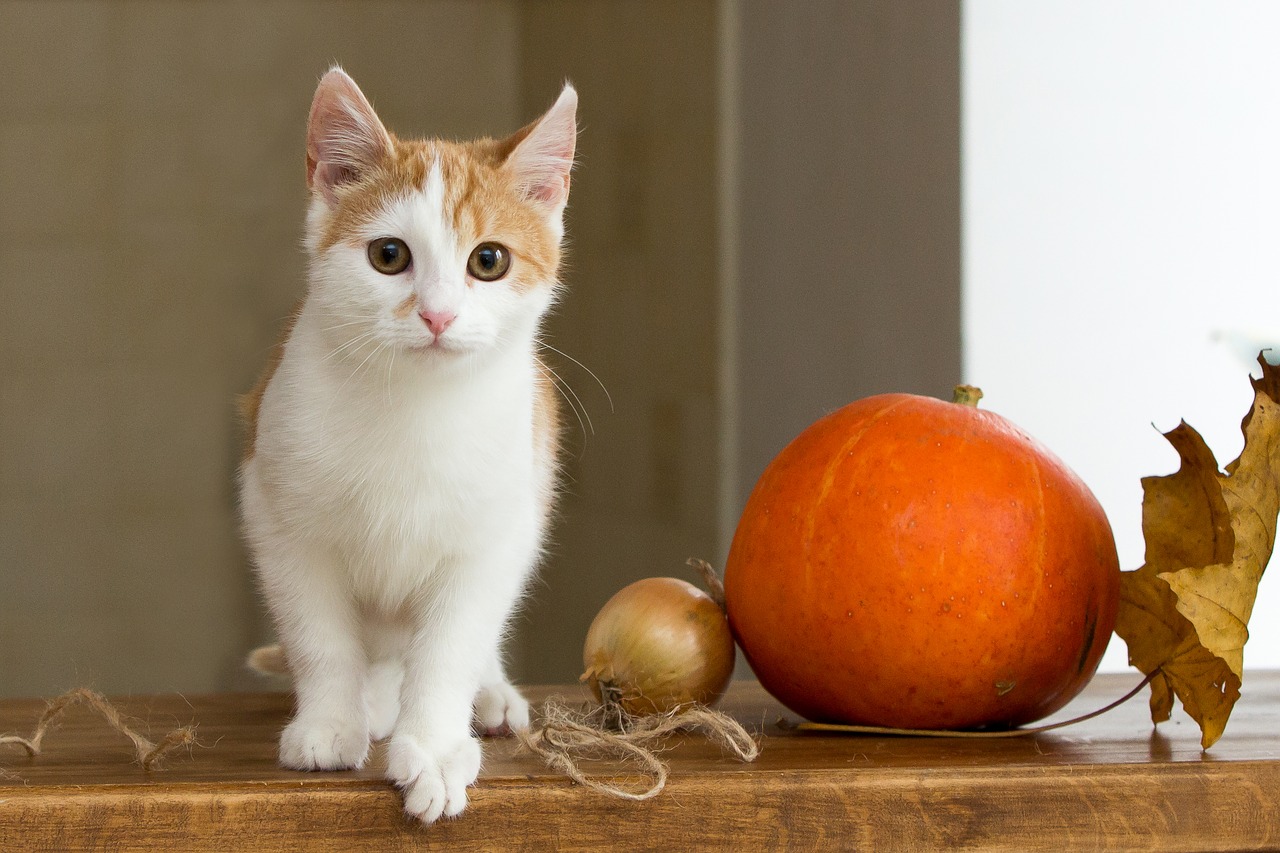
[467, 242, 511, 282]
[368, 237, 412, 275]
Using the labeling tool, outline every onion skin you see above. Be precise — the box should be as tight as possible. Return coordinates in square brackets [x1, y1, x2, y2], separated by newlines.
[581, 577, 735, 716]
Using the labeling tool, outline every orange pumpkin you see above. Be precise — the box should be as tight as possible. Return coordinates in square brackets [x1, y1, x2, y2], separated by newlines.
[723, 387, 1120, 730]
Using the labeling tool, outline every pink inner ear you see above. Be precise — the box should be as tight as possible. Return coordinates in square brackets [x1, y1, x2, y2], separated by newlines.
[311, 161, 355, 195]
[507, 86, 578, 210]
[529, 172, 571, 206]
[306, 69, 391, 197]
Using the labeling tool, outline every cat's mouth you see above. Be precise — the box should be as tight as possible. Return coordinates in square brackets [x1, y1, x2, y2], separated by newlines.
[409, 336, 460, 355]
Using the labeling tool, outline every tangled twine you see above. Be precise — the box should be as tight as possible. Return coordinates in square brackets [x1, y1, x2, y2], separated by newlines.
[515, 699, 760, 800]
[0, 687, 197, 771]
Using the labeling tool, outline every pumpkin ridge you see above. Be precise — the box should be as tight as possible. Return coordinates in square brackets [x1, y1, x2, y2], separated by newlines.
[1031, 452, 1048, 611]
[803, 396, 915, 579]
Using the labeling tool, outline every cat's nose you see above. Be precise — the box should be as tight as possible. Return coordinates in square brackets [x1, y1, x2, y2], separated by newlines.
[418, 309, 456, 336]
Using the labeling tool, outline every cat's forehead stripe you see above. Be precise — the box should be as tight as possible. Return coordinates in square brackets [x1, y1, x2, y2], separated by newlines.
[405, 155, 458, 275]
[423, 157, 446, 222]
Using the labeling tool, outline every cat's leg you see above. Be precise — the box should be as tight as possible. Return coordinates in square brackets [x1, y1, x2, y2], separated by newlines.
[473, 652, 530, 737]
[255, 538, 370, 771]
[363, 617, 409, 742]
[386, 541, 534, 823]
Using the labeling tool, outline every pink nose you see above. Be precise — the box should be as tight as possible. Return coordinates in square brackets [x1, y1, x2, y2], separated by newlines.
[418, 309, 456, 336]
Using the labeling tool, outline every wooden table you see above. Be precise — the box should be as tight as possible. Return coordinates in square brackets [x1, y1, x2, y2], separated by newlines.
[1, 673, 1277, 851]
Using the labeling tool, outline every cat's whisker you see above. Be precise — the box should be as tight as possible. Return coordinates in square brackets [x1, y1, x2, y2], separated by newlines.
[539, 364, 590, 443]
[385, 345, 397, 406]
[324, 328, 374, 353]
[540, 360, 594, 436]
[322, 318, 379, 333]
[319, 336, 385, 427]
[314, 303, 384, 333]
[537, 341, 614, 414]
[346, 339, 387, 385]
[324, 331, 379, 362]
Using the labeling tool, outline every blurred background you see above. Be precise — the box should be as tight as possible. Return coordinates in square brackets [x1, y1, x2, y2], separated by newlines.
[0, 1, 1274, 699]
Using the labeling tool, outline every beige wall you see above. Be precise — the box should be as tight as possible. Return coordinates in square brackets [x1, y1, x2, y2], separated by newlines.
[731, 1, 964, 511]
[0, 1, 960, 698]
[511, 1, 724, 682]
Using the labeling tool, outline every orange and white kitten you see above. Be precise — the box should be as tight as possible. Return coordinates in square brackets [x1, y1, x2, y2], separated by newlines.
[239, 68, 574, 823]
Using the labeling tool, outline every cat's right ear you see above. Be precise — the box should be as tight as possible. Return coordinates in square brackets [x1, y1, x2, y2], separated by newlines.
[503, 84, 578, 216]
[306, 67, 392, 204]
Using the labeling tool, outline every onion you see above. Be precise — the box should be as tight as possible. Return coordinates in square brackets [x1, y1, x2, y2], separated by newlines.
[580, 566, 735, 717]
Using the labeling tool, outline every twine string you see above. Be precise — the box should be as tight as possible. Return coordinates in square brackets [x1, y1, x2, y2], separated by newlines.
[515, 699, 759, 800]
[0, 687, 196, 770]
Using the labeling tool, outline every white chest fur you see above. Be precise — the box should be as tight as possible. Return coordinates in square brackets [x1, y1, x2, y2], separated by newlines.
[245, 302, 541, 604]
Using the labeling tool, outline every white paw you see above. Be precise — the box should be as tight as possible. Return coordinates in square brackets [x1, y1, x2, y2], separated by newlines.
[386, 734, 482, 823]
[473, 681, 530, 736]
[279, 716, 370, 770]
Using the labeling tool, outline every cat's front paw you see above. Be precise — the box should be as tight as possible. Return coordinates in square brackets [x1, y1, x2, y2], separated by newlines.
[386, 733, 482, 823]
[279, 716, 370, 771]
[473, 681, 530, 736]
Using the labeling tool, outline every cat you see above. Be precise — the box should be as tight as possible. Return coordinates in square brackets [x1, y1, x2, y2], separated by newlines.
[238, 67, 575, 824]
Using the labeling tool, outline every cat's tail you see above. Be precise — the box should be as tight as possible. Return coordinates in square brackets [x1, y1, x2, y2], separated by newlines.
[246, 644, 291, 677]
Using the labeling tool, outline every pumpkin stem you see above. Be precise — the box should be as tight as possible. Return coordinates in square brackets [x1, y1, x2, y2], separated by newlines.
[952, 385, 984, 407]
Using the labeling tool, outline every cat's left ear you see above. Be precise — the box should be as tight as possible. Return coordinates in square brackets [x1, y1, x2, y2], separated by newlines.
[504, 84, 578, 215]
[306, 67, 393, 205]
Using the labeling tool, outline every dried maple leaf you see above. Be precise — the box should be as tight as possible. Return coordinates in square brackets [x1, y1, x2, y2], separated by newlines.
[1115, 354, 1280, 748]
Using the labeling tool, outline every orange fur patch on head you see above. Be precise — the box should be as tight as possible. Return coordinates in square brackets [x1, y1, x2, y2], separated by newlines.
[393, 293, 417, 319]
[316, 134, 563, 293]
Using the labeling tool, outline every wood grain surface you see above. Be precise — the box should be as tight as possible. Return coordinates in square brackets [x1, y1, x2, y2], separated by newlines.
[1, 674, 1278, 851]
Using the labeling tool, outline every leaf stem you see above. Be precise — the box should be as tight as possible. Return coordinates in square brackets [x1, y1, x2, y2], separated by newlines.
[795, 670, 1158, 738]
